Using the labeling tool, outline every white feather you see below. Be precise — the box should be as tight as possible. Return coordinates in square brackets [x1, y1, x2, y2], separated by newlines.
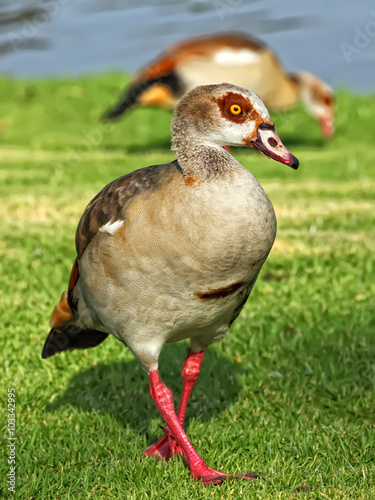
[99, 220, 124, 234]
[213, 48, 261, 67]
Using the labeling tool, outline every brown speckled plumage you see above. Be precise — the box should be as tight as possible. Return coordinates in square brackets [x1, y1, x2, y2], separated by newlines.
[76, 162, 180, 258]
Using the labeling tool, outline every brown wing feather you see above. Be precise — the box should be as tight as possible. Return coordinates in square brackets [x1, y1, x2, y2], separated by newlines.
[44, 257, 109, 359]
[68, 258, 79, 291]
[75, 161, 181, 258]
[43, 161, 181, 360]
[49, 257, 79, 330]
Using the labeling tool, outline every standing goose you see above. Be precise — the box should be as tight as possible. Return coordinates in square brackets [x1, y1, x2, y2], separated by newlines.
[43, 83, 299, 485]
[103, 32, 334, 138]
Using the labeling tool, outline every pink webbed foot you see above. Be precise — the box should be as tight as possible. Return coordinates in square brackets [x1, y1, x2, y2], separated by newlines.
[143, 427, 183, 461]
[192, 465, 259, 485]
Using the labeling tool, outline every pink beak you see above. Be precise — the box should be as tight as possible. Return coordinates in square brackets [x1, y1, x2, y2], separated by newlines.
[320, 115, 334, 138]
[250, 123, 299, 170]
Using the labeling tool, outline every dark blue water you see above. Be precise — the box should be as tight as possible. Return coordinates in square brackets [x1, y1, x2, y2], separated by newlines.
[0, 0, 374, 92]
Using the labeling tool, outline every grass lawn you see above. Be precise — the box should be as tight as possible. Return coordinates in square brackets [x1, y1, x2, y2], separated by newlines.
[0, 75, 374, 499]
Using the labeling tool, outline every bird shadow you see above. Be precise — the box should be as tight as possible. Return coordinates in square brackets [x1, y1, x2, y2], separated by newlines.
[46, 342, 245, 441]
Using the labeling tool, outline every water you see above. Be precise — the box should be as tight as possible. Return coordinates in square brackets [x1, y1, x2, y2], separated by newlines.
[0, 0, 374, 92]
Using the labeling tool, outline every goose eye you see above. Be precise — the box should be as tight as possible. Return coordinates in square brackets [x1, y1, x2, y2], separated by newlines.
[229, 104, 242, 115]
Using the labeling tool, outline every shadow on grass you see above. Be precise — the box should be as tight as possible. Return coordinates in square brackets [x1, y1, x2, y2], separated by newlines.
[45, 288, 375, 443]
[47, 342, 245, 441]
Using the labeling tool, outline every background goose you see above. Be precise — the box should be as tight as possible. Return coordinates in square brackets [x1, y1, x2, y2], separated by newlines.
[103, 32, 334, 138]
[43, 83, 298, 485]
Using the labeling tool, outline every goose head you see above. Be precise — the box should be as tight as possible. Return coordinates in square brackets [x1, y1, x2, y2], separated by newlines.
[171, 83, 299, 169]
[294, 72, 334, 138]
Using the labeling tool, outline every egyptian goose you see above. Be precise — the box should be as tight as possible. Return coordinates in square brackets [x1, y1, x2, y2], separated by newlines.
[43, 83, 299, 485]
[103, 32, 334, 138]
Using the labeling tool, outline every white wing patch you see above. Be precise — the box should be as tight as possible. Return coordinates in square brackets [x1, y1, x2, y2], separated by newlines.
[213, 48, 261, 67]
[99, 220, 124, 234]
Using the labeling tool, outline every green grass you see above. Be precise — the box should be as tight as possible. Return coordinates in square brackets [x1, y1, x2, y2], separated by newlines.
[1, 74, 374, 499]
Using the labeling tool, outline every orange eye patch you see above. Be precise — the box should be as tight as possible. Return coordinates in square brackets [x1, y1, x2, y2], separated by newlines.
[322, 94, 332, 106]
[229, 104, 242, 115]
[217, 92, 255, 124]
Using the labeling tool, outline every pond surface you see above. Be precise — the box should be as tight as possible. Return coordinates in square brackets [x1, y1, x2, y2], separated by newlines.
[0, 0, 374, 92]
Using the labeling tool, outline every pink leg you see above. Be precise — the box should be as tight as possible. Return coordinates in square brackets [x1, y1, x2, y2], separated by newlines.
[144, 349, 204, 460]
[177, 349, 204, 424]
[146, 369, 258, 485]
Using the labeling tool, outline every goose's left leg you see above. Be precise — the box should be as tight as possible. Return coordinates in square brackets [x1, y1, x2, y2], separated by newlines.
[146, 369, 258, 484]
[144, 349, 204, 460]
